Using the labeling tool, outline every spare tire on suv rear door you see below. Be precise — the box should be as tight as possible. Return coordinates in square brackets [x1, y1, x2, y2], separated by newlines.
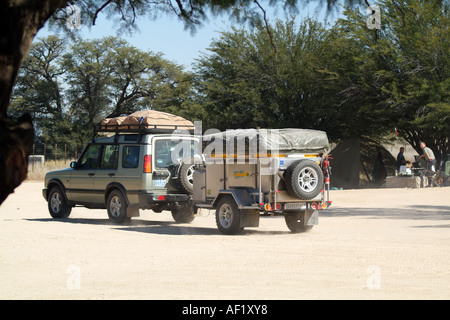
[177, 158, 195, 194]
[284, 159, 323, 200]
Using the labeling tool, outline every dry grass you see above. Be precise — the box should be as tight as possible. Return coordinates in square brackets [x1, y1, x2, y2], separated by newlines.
[26, 160, 73, 181]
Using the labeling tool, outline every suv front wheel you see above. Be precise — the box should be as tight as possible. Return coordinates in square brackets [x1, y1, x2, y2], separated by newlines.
[48, 186, 72, 218]
[107, 190, 130, 224]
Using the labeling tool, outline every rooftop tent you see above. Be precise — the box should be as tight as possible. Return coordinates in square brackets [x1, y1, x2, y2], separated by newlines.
[98, 110, 195, 132]
[202, 128, 330, 154]
[329, 137, 396, 189]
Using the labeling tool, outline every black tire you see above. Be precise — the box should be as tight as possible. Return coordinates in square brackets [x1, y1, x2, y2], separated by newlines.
[172, 205, 196, 223]
[48, 186, 72, 218]
[215, 196, 243, 235]
[106, 189, 130, 224]
[284, 211, 313, 233]
[177, 158, 195, 194]
[284, 160, 323, 200]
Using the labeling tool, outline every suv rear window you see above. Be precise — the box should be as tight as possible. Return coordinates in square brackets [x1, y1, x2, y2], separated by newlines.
[155, 139, 196, 169]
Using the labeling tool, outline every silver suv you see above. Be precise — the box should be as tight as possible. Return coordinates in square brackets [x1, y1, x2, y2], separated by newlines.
[43, 131, 198, 224]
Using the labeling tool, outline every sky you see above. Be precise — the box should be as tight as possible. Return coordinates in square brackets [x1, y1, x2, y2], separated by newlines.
[36, 2, 341, 71]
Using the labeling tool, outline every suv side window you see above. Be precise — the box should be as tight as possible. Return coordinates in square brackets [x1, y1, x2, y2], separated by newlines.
[100, 145, 119, 169]
[122, 146, 140, 168]
[79, 144, 102, 169]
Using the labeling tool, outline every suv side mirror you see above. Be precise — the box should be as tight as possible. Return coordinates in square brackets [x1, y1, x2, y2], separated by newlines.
[70, 161, 79, 169]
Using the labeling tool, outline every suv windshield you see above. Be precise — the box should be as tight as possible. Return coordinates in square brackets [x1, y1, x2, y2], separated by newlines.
[155, 139, 197, 169]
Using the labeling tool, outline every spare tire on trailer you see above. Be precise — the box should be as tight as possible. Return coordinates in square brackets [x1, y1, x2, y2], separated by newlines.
[177, 158, 195, 194]
[284, 159, 323, 200]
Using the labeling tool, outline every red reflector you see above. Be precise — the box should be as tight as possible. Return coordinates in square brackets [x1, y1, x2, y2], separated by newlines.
[311, 202, 317, 210]
[158, 195, 165, 201]
[144, 155, 152, 173]
[275, 203, 281, 210]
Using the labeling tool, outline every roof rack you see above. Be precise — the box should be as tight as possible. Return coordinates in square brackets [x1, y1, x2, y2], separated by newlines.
[92, 122, 195, 143]
[94, 122, 195, 134]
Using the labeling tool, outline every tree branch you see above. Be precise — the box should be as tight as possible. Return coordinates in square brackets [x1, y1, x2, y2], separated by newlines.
[254, 0, 276, 52]
[93, 0, 113, 26]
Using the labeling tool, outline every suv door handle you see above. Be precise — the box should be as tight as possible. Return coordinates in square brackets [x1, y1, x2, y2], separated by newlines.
[108, 173, 115, 177]
[88, 173, 95, 177]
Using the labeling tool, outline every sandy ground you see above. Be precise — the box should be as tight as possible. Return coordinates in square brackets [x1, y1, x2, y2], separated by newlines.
[0, 182, 449, 300]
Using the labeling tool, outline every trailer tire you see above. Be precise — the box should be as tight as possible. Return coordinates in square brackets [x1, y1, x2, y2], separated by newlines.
[284, 159, 323, 200]
[215, 196, 243, 235]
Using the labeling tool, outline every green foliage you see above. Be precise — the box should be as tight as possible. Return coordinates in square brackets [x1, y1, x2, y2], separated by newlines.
[194, 0, 449, 159]
[195, 18, 329, 131]
[10, 35, 195, 150]
[11, 0, 449, 161]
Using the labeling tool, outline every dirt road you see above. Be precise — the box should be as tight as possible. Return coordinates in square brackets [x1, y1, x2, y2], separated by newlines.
[0, 182, 449, 299]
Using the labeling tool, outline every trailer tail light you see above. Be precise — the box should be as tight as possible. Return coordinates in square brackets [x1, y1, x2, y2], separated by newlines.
[311, 202, 317, 210]
[275, 203, 281, 211]
[158, 195, 165, 201]
[264, 203, 272, 211]
[144, 155, 152, 173]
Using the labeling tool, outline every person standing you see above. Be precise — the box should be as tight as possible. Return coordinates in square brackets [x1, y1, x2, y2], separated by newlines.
[396, 147, 407, 171]
[418, 141, 436, 172]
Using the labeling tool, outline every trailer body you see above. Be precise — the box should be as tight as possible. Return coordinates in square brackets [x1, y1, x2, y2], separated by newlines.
[193, 129, 332, 234]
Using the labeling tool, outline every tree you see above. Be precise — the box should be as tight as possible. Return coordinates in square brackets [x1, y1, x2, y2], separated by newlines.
[63, 38, 112, 128]
[194, 0, 448, 162]
[11, 35, 197, 156]
[329, 0, 449, 161]
[10, 35, 67, 125]
[194, 18, 350, 134]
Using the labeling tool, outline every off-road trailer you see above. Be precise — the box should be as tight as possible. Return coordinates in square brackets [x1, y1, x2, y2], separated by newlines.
[192, 129, 332, 235]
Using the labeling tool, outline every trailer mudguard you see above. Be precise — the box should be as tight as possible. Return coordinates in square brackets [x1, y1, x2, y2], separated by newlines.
[212, 189, 254, 209]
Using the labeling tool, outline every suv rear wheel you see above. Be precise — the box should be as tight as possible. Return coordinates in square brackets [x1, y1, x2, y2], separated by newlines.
[171, 205, 195, 223]
[107, 189, 130, 224]
[285, 211, 313, 233]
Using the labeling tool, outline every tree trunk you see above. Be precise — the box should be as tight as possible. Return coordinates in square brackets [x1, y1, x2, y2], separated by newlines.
[0, 0, 69, 204]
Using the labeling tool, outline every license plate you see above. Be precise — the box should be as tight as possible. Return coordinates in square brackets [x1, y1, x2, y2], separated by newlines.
[284, 203, 306, 210]
[154, 178, 167, 187]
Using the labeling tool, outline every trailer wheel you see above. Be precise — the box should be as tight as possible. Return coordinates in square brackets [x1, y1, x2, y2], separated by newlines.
[215, 196, 243, 235]
[285, 211, 313, 233]
[284, 159, 323, 200]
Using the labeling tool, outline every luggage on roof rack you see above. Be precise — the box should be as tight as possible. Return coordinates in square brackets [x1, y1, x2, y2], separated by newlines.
[95, 110, 195, 134]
